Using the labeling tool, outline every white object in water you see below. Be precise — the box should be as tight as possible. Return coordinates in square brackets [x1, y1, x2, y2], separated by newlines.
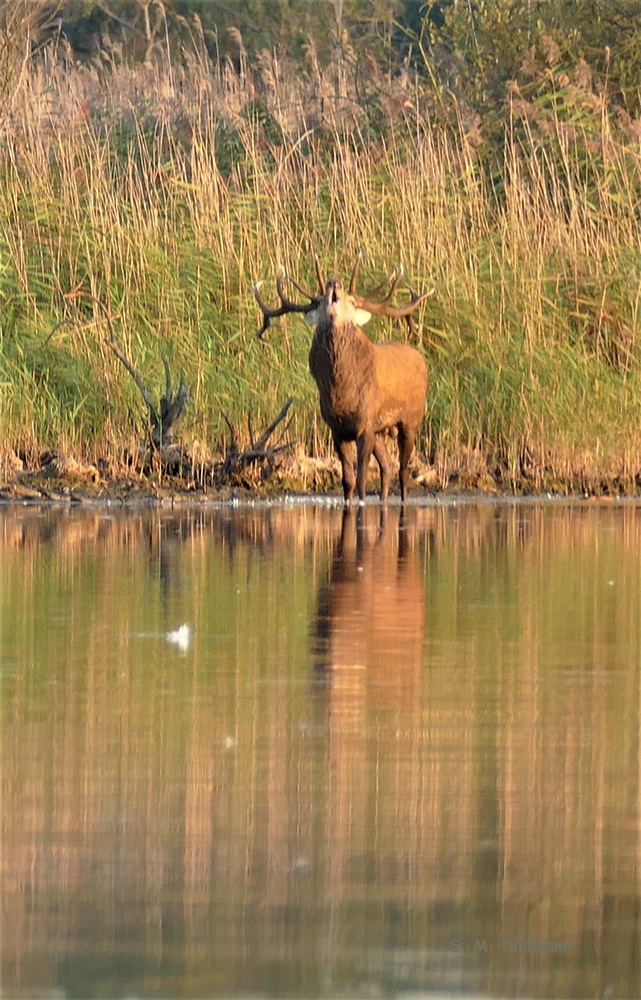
[166, 623, 192, 652]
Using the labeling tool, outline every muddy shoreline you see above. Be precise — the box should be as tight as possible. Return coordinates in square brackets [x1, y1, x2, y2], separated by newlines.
[2, 472, 639, 508]
[2, 447, 641, 506]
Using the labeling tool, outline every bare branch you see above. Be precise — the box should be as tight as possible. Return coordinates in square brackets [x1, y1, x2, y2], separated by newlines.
[219, 399, 295, 483]
[162, 356, 173, 401]
[252, 397, 293, 452]
[221, 411, 239, 454]
[106, 338, 159, 425]
[63, 291, 188, 447]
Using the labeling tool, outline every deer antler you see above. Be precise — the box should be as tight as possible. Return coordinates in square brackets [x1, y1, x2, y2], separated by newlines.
[351, 261, 435, 331]
[253, 267, 320, 339]
[314, 257, 326, 293]
[348, 252, 394, 298]
[254, 258, 434, 337]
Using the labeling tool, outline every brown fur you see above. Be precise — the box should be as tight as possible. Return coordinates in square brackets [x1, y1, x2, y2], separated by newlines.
[307, 280, 428, 502]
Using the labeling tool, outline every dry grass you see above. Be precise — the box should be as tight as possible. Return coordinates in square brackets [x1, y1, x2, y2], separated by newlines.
[2, 33, 641, 494]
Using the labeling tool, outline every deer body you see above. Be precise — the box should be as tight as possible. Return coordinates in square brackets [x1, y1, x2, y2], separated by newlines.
[307, 280, 428, 502]
[254, 260, 432, 503]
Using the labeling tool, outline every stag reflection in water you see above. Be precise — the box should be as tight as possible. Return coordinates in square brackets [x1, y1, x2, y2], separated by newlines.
[313, 506, 425, 684]
[312, 507, 426, 893]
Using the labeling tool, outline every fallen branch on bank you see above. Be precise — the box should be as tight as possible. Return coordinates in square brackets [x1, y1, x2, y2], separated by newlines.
[106, 339, 188, 449]
[62, 291, 189, 449]
[218, 398, 295, 485]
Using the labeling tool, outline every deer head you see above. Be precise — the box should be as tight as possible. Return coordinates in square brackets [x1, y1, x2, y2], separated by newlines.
[253, 255, 434, 338]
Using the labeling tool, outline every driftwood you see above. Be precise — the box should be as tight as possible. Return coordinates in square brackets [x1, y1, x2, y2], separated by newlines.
[106, 340, 188, 448]
[61, 292, 188, 448]
[219, 398, 294, 483]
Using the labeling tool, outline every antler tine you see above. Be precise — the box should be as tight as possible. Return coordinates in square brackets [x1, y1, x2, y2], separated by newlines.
[406, 281, 435, 305]
[401, 282, 435, 331]
[377, 266, 404, 305]
[352, 265, 404, 309]
[314, 256, 326, 293]
[366, 273, 396, 297]
[349, 253, 402, 302]
[287, 275, 318, 300]
[368, 285, 434, 318]
[252, 280, 280, 339]
[275, 270, 314, 311]
[348, 252, 363, 294]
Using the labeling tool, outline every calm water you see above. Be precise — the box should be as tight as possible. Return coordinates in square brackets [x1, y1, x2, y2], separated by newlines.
[1, 498, 640, 1000]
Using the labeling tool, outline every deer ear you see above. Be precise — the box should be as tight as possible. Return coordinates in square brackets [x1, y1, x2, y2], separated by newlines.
[353, 307, 372, 326]
[303, 308, 320, 326]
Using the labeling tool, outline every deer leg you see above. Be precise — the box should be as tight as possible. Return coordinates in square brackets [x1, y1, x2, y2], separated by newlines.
[356, 429, 376, 503]
[373, 435, 391, 503]
[334, 434, 356, 502]
[397, 424, 416, 503]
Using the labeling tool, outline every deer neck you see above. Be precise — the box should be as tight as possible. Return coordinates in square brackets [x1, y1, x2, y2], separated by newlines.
[310, 319, 376, 422]
[315, 319, 372, 371]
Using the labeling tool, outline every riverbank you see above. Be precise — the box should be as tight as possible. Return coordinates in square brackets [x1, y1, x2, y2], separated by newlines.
[2, 445, 640, 505]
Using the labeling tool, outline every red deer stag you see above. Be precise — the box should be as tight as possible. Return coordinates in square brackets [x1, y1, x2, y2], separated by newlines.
[254, 257, 433, 503]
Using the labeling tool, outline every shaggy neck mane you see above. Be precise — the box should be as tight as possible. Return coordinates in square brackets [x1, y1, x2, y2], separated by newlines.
[316, 318, 374, 375]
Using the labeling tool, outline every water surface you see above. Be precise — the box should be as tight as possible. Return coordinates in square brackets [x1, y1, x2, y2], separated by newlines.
[2, 499, 640, 999]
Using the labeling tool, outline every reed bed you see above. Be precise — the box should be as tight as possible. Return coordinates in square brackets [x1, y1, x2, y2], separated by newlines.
[2, 44, 641, 492]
